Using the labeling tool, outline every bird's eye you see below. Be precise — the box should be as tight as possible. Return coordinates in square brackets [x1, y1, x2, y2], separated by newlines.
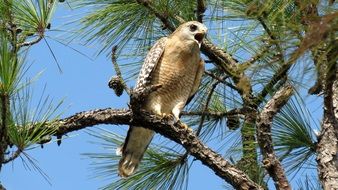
[189, 24, 198, 32]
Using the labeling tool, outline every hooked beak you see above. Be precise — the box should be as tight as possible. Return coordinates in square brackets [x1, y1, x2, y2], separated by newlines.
[194, 33, 205, 44]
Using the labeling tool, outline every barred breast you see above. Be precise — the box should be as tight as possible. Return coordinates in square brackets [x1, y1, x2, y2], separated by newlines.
[144, 39, 200, 114]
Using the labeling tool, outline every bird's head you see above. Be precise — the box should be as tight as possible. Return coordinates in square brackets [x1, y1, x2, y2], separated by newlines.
[173, 21, 207, 48]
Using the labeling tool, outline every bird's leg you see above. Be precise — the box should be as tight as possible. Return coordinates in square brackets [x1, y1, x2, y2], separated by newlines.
[151, 102, 174, 121]
[172, 102, 192, 131]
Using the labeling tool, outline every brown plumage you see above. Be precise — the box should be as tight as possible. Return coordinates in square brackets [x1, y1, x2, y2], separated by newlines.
[118, 21, 207, 177]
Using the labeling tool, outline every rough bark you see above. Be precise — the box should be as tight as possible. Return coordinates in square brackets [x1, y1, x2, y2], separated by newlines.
[27, 108, 263, 190]
[0, 95, 9, 170]
[256, 84, 293, 190]
[196, 0, 206, 22]
[333, 70, 338, 172]
[316, 60, 338, 189]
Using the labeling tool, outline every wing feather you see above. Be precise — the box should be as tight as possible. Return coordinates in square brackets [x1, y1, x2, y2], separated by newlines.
[135, 37, 167, 90]
[185, 59, 205, 106]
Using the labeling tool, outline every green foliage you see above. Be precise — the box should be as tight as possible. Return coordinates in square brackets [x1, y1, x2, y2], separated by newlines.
[85, 129, 189, 190]
[8, 86, 63, 150]
[273, 96, 317, 174]
[70, 0, 158, 55]
[69, 0, 203, 55]
[13, 0, 56, 29]
[0, 0, 62, 151]
[11, 0, 57, 39]
[296, 175, 322, 190]
[0, 33, 22, 95]
[0, 1, 63, 182]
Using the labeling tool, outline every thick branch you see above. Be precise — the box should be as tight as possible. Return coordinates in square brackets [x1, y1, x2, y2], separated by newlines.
[35, 108, 263, 189]
[196, 0, 206, 22]
[135, 112, 263, 190]
[0, 184, 6, 190]
[51, 109, 131, 135]
[181, 108, 243, 118]
[256, 84, 293, 190]
[334, 70, 338, 139]
[201, 40, 238, 77]
[0, 95, 9, 169]
[316, 60, 338, 189]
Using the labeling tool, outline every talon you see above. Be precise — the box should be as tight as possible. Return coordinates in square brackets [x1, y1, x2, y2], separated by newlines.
[177, 120, 192, 132]
[161, 113, 176, 125]
[161, 113, 175, 120]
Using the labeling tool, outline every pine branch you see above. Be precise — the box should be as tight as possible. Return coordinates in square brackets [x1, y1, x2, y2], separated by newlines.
[3, 148, 21, 164]
[181, 108, 243, 118]
[136, 0, 175, 31]
[196, 0, 206, 22]
[17, 35, 43, 48]
[316, 55, 338, 189]
[257, 17, 284, 58]
[0, 95, 10, 169]
[204, 70, 240, 92]
[201, 40, 238, 78]
[24, 107, 262, 189]
[0, 184, 6, 190]
[196, 79, 223, 136]
[254, 61, 291, 106]
[108, 46, 130, 96]
[241, 45, 271, 66]
[255, 10, 338, 105]
[257, 84, 293, 190]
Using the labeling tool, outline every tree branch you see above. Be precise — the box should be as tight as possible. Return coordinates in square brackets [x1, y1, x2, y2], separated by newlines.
[28, 107, 263, 189]
[204, 70, 240, 93]
[316, 56, 338, 189]
[136, 0, 175, 31]
[196, 0, 206, 22]
[241, 45, 271, 67]
[257, 17, 284, 58]
[3, 148, 21, 164]
[256, 84, 293, 190]
[254, 62, 290, 106]
[17, 35, 43, 48]
[181, 108, 243, 118]
[108, 46, 130, 96]
[196, 78, 223, 135]
[0, 95, 10, 169]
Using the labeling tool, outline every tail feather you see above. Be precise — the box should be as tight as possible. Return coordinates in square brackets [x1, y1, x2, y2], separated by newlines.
[118, 126, 154, 177]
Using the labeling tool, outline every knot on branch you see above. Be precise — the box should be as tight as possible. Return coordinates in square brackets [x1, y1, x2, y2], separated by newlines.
[108, 46, 130, 96]
[262, 154, 278, 170]
[108, 76, 124, 97]
[262, 158, 272, 168]
[226, 114, 240, 130]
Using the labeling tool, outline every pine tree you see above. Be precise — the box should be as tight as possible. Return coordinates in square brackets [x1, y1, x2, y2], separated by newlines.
[0, 0, 337, 189]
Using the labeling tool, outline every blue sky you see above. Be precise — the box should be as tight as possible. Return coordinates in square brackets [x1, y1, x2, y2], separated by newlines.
[1, 2, 324, 190]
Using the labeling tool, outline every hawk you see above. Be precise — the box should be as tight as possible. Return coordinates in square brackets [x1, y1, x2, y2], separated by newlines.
[118, 21, 207, 177]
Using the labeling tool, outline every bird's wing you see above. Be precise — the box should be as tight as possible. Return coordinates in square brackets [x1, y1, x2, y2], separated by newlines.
[185, 59, 205, 106]
[135, 37, 167, 90]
